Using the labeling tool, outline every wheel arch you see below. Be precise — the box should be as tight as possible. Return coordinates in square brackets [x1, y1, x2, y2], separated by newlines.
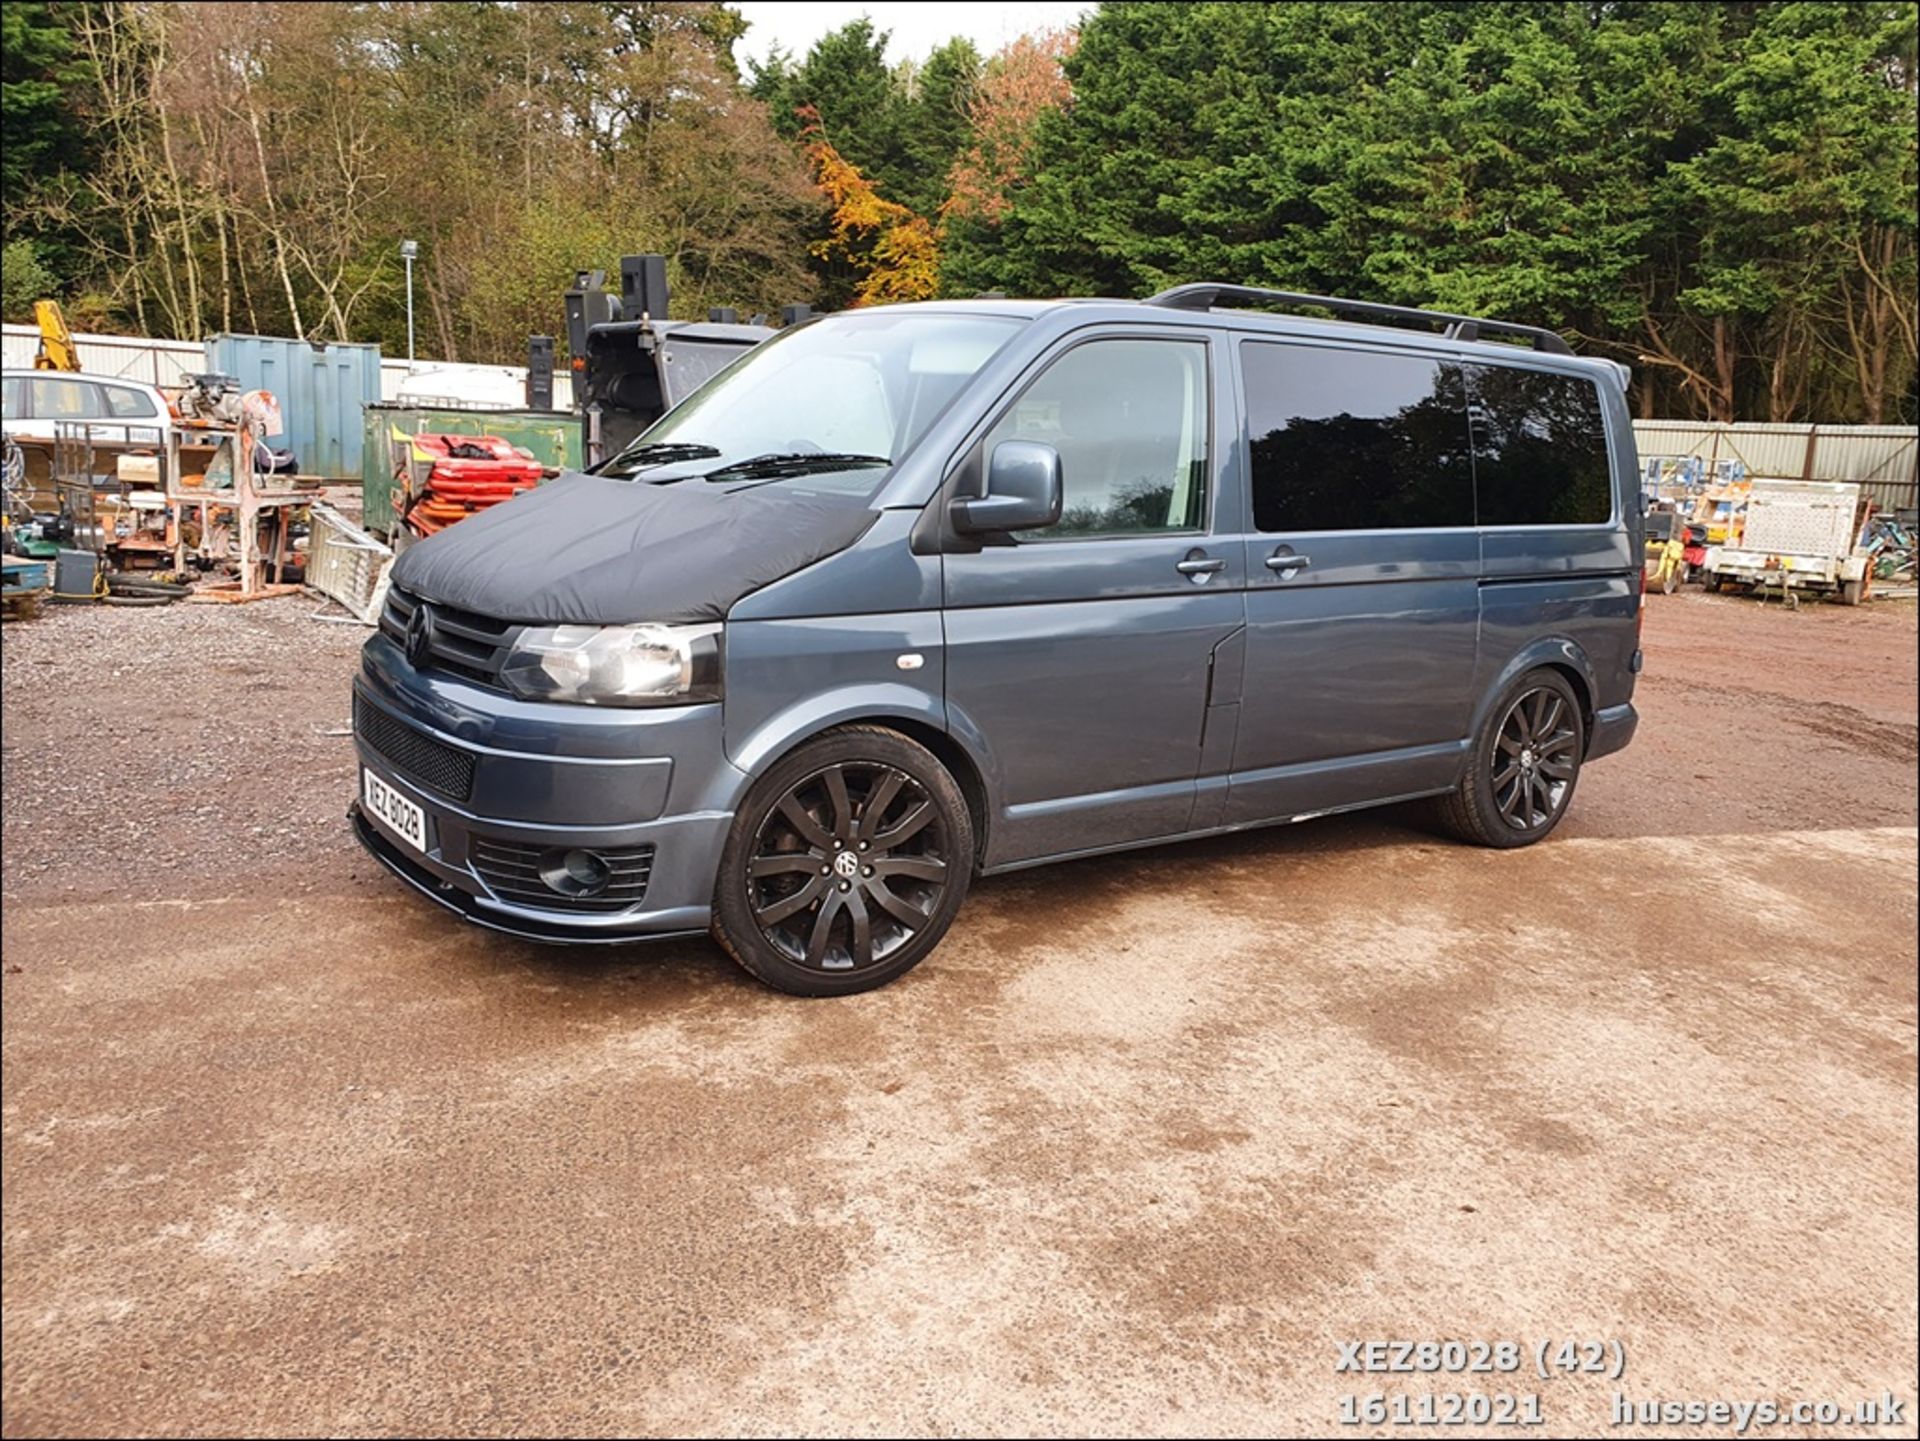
[727, 696, 993, 870]
[1474, 638, 1599, 754]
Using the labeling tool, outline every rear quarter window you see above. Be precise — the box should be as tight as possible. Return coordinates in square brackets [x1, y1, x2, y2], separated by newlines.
[103, 385, 161, 419]
[1468, 365, 1613, 526]
[2, 376, 22, 420]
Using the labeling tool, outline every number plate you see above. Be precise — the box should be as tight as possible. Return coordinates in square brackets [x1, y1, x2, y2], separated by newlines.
[362, 768, 426, 854]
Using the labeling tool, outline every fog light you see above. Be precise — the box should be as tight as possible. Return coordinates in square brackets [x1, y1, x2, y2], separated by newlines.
[538, 847, 612, 897]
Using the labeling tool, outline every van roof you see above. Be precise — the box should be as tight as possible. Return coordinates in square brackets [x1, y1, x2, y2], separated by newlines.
[864, 287, 1626, 384]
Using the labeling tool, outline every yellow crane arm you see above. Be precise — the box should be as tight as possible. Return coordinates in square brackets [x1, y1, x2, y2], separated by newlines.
[33, 299, 79, 372]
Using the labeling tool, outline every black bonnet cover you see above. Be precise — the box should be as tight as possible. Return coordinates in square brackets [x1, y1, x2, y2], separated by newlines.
[387, 471, 877, 625]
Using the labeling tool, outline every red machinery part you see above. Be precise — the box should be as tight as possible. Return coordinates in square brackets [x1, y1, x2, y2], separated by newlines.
[404, 434, 547, 538]
[425, 473, 540, 503]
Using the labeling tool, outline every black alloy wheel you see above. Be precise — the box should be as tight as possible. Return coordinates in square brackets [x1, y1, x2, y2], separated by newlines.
[748, 760, 949, 971]
[1435, 668, 1586, 849]
[1490, 686, 1579, 832]
[712, 727, 973, 996]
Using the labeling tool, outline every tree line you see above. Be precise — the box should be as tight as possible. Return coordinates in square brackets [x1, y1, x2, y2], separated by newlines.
[4, 1, 1915, 423]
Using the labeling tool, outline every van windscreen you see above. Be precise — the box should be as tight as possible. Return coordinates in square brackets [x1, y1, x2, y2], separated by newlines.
[601, 312, 1026, 494]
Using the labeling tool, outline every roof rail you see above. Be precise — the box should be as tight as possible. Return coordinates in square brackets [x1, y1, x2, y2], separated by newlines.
[1144, 283, 1573, 355]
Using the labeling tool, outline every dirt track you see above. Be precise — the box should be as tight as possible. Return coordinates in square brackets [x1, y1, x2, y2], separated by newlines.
[3, 591, 1915, 1437]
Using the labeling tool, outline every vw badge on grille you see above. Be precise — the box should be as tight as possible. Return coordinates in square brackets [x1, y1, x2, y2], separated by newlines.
[405, 602, 435, 668]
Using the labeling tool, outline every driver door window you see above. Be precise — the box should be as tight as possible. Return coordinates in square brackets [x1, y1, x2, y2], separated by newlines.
[984, 338, 1208, 538]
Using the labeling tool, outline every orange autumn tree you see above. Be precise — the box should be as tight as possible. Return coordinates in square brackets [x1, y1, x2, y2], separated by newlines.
[944, 28, 1079, 225]
[800, 108, 940, 305]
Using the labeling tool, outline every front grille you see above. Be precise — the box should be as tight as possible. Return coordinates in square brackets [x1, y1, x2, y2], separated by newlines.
[354, 692, 476, 802]
[380, 585, 523, 689]
[469, 837, 655, 913]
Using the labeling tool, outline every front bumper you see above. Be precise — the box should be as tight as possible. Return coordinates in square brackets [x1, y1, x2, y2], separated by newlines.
[350, 633, 744, 941]
[350, 803, 709, 944]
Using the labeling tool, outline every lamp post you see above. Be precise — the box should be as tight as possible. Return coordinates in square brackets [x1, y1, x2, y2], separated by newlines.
[399, 239, 419, 365]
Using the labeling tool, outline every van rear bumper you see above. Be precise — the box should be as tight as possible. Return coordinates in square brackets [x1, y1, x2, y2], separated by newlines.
[1587, 701, 1638, 762]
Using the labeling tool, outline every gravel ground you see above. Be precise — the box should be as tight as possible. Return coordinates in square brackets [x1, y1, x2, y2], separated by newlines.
[2, 599, 365, 900]
[2, 589, 1915, 1437]
[5, 587, 1912, 901]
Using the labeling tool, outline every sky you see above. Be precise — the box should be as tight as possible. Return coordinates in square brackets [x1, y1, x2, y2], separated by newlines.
[732, 1, 1091, 69]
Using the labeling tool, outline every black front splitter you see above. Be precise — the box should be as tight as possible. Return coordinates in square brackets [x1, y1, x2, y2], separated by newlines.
[348, 803, 705, 947]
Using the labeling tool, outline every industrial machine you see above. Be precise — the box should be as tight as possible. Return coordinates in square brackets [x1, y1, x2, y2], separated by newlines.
[563, 255, 780, 462]
[176, 372, 244, 424]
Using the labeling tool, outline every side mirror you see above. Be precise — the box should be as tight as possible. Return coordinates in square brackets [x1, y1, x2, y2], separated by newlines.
[949, 440, 1063, 535]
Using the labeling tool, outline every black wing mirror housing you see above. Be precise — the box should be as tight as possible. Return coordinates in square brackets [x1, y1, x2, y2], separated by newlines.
[949, 440, 1063, 535]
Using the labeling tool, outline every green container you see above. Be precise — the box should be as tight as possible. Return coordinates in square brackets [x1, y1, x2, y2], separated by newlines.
[361, 404, 584, 536]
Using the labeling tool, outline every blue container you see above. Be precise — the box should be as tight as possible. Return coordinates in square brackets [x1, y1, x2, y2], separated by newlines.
[205, 333, 384, 481]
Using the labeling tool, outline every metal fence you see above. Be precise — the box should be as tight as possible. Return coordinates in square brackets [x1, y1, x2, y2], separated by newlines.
[1, 324, 206, 389]
[2, 324, 573, 408]
[1631, 421, 1918, 512]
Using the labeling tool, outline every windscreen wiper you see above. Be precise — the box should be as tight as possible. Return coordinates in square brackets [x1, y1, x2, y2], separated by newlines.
[701, 452, 891, 482]
[599, 441, 722, 477]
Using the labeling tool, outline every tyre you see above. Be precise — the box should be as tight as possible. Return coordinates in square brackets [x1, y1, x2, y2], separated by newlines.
[1436, 670, 1585, 849]
[1702, 572, 1723, 593]
[1840, 577, 1865, 606]
[711, 725, 973, 996]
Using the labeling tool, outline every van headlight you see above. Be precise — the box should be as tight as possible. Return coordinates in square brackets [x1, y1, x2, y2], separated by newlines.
[499, 623, 722, 706]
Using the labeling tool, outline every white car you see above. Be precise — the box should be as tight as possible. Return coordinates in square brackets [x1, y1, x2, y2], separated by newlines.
[1, 369, 173, 447]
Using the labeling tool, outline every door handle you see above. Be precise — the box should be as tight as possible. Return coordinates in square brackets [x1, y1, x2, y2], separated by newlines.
[1176, 551, 1228, 578]
[1265, 549, 1312, 575]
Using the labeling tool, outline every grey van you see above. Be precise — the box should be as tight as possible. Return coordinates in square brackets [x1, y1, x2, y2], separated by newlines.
[351, 284, 1641, 995]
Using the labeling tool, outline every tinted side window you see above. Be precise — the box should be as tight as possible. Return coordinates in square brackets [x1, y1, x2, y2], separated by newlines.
[2, 376, 22, 419]
[1468, 365, 1613, 525]
[985, 337, 1208, 538]
[1243, 343, 1473, 531]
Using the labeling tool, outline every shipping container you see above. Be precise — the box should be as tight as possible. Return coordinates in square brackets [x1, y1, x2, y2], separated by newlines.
[204, 333, 384, 481]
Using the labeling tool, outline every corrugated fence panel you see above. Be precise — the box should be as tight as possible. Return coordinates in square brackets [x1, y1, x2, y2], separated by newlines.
[1632, 421, 1918, 510]
[2, 324, 205, 388]
[6, 326, 577, 408]
[205, 333, 383, 480]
